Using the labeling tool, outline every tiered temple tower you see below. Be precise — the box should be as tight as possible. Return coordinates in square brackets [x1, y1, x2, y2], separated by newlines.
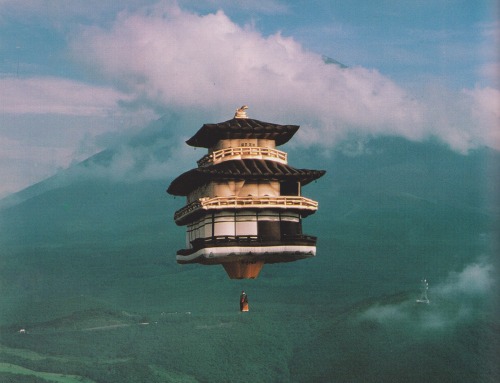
[167, 106, 325, 279]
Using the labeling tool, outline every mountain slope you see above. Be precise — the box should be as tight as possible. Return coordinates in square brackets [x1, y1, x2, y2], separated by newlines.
[0, 122, 497, 382]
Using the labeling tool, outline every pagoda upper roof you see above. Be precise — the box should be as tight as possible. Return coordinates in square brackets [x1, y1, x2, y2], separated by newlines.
[167, 159, 326, 196]
[186, 118, 299, 148]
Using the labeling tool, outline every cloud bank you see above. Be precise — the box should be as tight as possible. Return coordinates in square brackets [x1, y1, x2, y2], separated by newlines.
[58, 113, 200, 186]
[435, 260, 495, 297]
[68, 3, 499, 152]
[0, 77, 156, 197]
[0, 2, 498, 197]
[360, 259, 495, 330]
[0, 77, 128, 116]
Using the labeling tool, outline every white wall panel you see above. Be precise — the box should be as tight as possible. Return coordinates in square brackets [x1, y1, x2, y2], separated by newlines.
[214, 221, 235, 236]
[214, 211, 235, 236]
[236, 221, 258, 236]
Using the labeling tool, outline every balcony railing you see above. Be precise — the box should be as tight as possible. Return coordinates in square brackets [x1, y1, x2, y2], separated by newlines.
[197, 146, 287, 167]
[174, 196, 318, 224]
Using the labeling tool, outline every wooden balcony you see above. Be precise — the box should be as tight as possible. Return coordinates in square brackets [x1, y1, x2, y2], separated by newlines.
[174, 196, 319, 225]
[197, 146, 288, 167]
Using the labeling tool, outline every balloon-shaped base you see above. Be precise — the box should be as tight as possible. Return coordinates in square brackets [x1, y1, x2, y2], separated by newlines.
[223, 261, 264, 279]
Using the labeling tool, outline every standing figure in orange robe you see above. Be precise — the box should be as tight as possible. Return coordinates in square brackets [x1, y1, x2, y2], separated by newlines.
[240, 291, 249, 312]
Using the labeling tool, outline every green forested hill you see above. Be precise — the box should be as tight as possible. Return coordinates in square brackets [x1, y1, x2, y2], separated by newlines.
[0, 132, 497, 382]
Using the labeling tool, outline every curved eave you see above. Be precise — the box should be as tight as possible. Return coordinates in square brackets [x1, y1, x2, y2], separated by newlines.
[167, 159, 326, 196]
[186, 118, 299, 148]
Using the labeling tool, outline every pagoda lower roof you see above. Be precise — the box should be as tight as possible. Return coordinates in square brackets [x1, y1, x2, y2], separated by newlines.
[186, 118, 299, 148]
[167, 159, 326, 196]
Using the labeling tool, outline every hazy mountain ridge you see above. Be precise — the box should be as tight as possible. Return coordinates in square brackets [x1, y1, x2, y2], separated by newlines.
[0, 126, 495, 314]
[0, 118, 497, 382]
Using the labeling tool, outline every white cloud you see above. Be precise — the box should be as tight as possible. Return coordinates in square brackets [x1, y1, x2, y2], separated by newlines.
[359, 259, 495, 330]
[0, 77, 129, 116]
[435, 260, 495, 297]
[1, 2, 498, 197]
[361, 303, 409, 322]
[0, 77, 157, 197]
[462, 86, 500, 150]
[69, 4, 499, 152]
[72, 136, 196, 183]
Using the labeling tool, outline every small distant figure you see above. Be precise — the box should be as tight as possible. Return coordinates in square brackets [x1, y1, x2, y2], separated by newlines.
[416, 279, 430, 304]
[240, 291, 249, 312]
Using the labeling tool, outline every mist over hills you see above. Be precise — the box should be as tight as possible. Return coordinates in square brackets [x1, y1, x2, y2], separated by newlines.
[0, 116, 497, 382]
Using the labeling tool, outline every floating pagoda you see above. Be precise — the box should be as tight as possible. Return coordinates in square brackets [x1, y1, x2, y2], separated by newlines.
[167, 106, 325, 279]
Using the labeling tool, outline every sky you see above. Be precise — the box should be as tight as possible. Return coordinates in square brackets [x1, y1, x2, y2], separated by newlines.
[0, 0, 498, 198]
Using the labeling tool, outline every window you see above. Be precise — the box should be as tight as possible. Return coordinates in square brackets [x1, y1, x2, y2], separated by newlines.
[280, 181, 300, 196]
